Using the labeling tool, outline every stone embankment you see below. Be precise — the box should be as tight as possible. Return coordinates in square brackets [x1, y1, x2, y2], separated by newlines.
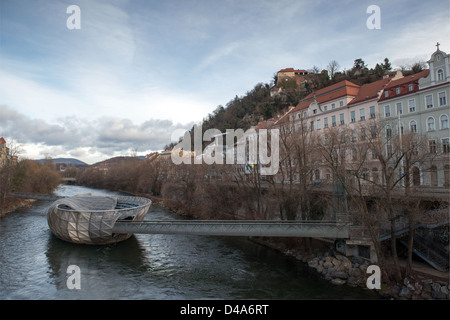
[286, 249, 449, 300]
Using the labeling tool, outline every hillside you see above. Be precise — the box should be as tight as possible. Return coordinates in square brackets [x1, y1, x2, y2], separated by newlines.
[37, 157, 87, 166]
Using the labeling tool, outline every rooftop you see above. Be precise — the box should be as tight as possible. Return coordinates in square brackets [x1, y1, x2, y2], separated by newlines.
[347, 77, 393, 106]
[292, 80, 360, 112]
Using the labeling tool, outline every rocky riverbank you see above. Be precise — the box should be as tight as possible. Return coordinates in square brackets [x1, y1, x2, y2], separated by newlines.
[284, 248, 449, 300]
[151, 199, 449, 300]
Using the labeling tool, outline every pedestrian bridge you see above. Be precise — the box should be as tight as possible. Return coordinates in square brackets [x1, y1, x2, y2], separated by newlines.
[113, 220, 349, 238]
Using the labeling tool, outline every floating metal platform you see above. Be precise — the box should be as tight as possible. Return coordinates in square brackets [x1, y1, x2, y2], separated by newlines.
[47, 194, 152, 245]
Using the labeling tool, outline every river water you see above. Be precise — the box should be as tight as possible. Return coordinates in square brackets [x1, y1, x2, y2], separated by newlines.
[0, 185, 380, 300]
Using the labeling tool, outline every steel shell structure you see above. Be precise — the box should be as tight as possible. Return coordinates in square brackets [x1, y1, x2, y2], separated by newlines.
[47, 194, 152, 245]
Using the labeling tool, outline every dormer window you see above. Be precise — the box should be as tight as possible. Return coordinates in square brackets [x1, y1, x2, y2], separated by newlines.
[313, 109, 317, 114]
[385, 91, 389, 98]
[409, 84, 414, 91]
[438, 69, 444, 81]
[396, 88, 400, 95]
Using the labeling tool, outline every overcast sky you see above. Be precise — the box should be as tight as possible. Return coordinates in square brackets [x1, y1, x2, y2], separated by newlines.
[1, 0, 449, 164]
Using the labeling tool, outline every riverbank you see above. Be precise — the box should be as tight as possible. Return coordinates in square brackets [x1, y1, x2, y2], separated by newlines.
[0, 196, 36, 218]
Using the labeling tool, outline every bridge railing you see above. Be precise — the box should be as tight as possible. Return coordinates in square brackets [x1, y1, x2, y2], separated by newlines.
[112, 219, 350, 238]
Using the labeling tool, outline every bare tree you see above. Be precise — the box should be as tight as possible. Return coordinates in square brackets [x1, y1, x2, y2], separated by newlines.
[327, 60, 340, 80]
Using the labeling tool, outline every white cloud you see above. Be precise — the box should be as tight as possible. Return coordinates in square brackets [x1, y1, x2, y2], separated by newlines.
[0, 104, 193, 164]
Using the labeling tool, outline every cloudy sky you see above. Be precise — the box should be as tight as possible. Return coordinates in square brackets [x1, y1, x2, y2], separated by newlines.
[0, 0, 449, 164]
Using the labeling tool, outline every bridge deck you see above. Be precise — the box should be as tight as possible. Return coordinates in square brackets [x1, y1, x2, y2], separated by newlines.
[112, 220, 349, 238]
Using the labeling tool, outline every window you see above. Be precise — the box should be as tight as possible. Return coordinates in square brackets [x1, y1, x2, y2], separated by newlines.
[408, 99, 416, 112]
[340, 113, 345, 125]
[360, 108, 365, 120]
[370, 106, 376, 118]
[396, 88, 401, 95]
[427, 117, 435, 131]
[442, 138, 450, 154]
[331, 103, 335, 109]
[340, 101, 344, 107]
[385, 105, 391, 117]
[429, 140, 437, 154]
[439, 92, 447, 106]
[437, 69, 444, 81]
[385, 91, 389, 98]
[310, 121, 314, 131]
[445, 165, 450, 187]
[396, 102, 402, 115]
[351, 111, 356, 122]
[371, 149, 378, 160]
[362, 168, 370, 180]
[317, 119, 321, 130]
[386, 144, 393, 157]
[426, 95, 433, 109]
[408, 84, 414, 92]
[441, 114, 449, 129]
[352, 129, 357, 142]
[410, 120, 417, 133]
[332, 115, 336, 127]
[372, 168, 379, 183]
[313, 109, 317, 114]
[370, 126, 377, 138]
[323, 105, 328, 111]
[430, 165, 438, 186]
[413, 167, 421, 186]
[398, 123, 404, 135]
[360, 128, 366, 141]
[386, 125, 392, 139]
[352, 148, 358, 161]
[324, 117, 328, 128]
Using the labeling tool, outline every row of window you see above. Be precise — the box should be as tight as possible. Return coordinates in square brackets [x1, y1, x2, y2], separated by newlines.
[383, 91, 447, 117]
[384, 70, 446, 99]
[428, 138, 450, 154]
[291, 100, 347, 121]
[315, 100, 345, 114]
[384, 114, 449, 135]
[310, 163, 450, 187]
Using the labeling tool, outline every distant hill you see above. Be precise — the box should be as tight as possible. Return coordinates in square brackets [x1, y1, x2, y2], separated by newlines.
[37, 158, 88, 166]
[91, 156, 139, 167]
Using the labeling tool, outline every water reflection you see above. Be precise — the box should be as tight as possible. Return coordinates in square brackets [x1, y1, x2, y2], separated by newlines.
[46, 236, 147, 283]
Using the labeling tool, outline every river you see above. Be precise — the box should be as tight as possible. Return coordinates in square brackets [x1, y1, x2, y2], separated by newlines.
[0, 185, 380, 300]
